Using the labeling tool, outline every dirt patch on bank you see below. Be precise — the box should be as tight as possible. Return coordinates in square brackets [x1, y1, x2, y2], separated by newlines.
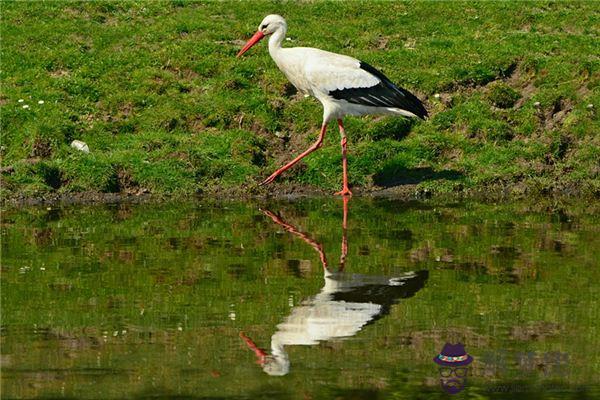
[4, 176, 594, 208]
[3, 182, 426, 208]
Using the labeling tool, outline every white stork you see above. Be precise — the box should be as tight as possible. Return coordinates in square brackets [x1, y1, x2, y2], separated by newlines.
[240, 201, 429, 376]
[237, 14, 428, 196]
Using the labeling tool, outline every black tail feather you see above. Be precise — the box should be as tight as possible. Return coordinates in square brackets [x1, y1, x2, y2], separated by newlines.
[359, 61, 428, 120]
[329, 61, 428, 120]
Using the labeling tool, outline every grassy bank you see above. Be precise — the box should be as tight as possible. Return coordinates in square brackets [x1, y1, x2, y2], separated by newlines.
[1, 1, 599, 200]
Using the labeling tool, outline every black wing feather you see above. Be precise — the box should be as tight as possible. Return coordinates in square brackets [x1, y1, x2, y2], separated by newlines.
[328, 61, 428, 119]
[330, 270, 429, 326]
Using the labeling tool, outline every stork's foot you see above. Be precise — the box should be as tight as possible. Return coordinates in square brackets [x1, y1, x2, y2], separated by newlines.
[259, 172, 279, 186]
[334, 188, 353, 196]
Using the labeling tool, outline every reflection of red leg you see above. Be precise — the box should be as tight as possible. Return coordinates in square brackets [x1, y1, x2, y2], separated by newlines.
[339, 196, 349, 271]
[260, 124, 328, 186]
[262, 209, 329, 270]
[334, 119, 353, 196]
[239, 332, 267, 365]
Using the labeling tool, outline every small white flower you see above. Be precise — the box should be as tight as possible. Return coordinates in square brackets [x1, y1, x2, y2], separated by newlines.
[18, 99, 24, 103]
[434, 93, 441, 99]
[38, 100, 44, 104]
[22, 105, 29, 109]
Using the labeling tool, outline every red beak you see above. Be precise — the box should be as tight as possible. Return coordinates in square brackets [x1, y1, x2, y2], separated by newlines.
[239, 332, 267, 365]
[237, 31, 265, 57]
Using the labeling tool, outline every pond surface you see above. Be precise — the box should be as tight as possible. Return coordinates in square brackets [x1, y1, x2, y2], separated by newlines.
[1, 198, 599, 399]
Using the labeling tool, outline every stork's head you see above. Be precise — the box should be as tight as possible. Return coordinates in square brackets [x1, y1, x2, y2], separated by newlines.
[261, 355, 290, 376]
[257, 14, 287, 35]
[239, 331, 291, 376]
[237, 14, 287, 57]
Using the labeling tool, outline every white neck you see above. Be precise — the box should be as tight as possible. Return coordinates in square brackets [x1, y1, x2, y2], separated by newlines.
[268, 26, 286, 58]
[271, 339, 288, 360]
[264, 338, 290, 376]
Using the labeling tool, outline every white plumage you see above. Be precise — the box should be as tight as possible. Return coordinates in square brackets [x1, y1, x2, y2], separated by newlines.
[238, 14, 427, 194]
[239, 207, 428, 376]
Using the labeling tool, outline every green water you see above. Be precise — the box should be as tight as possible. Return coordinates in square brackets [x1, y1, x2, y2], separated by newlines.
[1, 198, 599, 399]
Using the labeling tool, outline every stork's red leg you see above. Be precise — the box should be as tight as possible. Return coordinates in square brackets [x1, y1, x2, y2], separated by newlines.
[261, 209, 329, 270]
[260, 124, 327, 186]
[334, 119, 352, 196]
[339, 195, 349, 271]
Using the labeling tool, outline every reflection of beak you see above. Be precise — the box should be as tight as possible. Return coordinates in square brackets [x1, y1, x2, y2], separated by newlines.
[239, 332, 267, 365]
[237, 31, 265, 57]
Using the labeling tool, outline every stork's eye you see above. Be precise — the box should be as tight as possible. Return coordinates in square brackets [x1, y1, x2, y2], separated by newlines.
[260, 23, 269, 30]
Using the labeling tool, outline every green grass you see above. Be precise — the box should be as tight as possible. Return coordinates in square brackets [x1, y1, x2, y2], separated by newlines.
[1, 1, 599, 198]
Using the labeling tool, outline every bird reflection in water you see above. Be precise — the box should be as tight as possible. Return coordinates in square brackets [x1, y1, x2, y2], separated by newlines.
[241, 197, 428, 376]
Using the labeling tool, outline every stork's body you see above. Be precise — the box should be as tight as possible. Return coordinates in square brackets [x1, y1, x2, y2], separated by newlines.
[238, 15, 427, 195]
[247, 268, 427, 376]
[240, 203, 429, 376]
